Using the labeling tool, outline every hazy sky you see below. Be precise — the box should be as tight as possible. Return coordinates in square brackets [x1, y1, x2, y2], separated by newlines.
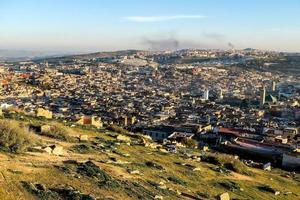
[1, 0, 300, 52]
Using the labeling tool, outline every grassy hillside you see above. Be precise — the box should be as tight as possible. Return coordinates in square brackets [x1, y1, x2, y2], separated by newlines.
[0, 118, 299, 200]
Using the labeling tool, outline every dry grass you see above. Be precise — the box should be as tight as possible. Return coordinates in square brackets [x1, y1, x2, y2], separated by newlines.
[0, 119, 37, 153]
[40, 122, 77, 142]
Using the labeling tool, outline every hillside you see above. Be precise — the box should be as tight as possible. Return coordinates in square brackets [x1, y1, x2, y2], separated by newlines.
[0, 117, 299, 200]
[34, 50, 142, 63]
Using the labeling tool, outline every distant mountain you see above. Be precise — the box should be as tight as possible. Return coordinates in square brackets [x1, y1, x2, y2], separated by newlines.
[56, 49, 140, 59]
[34, 49, 143, 63]
[0, 49, 76, 62]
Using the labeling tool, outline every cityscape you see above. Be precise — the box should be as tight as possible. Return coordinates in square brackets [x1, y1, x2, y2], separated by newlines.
[0, 1, 300, 200]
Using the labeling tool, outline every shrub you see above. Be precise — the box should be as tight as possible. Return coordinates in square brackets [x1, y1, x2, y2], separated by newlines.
[167, 176, 186, 185]
[217, 180, 241, 191]
[201, 153, 251, 175]
[257, 184, 277, 193]
[0, 120, 35, 153]
[181, 138, 198, 148]
[21, 181, 94, 200]
[107, 125, 128, 135]
[77, 161, 120, 188]
[145, 161, 164, 170]
[71, 144, 94, 154]
[40, 123, 77, 142]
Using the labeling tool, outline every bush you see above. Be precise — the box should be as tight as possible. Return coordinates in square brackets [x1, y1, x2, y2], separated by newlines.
[21, 181, 94, 200]
[201, 153, 251, 175]
[0, 120, 35, 153]
[167, 176, 186, 185]
[71, 144, 94, 154]
[77, 161, 120, 188]
[257, 184, 277, 193]
[181, 138, 198, 148]
[40, 123, 77, 142]
[145, 161, 164, 170]
[107, 125, 128, 135]
[217, 180, 241, 191]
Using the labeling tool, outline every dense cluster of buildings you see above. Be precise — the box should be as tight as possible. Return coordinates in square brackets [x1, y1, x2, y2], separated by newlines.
[0, 49, 299, 170]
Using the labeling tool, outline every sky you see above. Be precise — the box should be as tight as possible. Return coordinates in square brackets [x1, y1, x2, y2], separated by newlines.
[0, 0, 300, 53]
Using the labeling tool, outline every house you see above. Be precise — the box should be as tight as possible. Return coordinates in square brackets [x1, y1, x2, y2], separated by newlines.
[167, 132, 194, 143]
[76, 116, 103, 128]
[91, 116, 103, 128]
[143, 126, 174, 141]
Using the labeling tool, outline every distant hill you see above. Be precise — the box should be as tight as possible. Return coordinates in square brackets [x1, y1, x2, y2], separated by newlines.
[0, 49, 76, 62]
[36, 49, 143, 63]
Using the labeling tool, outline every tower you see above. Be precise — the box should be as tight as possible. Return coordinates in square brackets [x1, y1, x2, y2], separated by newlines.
[272, 81, 276, 92]
[203, 89, 209, 100]
[260, 87, 266, 108]
[219, 89, 223, 100]
[44, 61, 49, 68]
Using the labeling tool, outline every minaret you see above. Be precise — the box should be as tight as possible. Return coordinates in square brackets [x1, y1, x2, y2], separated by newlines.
[272, 81, 276, 92]
[44, 61, 49, 68]
[219, 89, 223, 100]
[203, 89, 209, 100]
[260, 87, 266, 108]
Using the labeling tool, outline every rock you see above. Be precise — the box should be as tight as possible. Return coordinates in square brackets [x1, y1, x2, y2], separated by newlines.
[274, 191, 280, 195]
[158, 184, 167, 190]
[219, 192, 230, 200]
[144, 142, 158, 149]
[154, 195, 163, 199]
[202, 146, 209, 152]
[129, 170, 140, 175]
[158, 181, 167, 190]
[159, 181, 166, 185]
[142, 135, 152, 140]
[176, 190, 182, 195]
[159, 148, 168, 153]
[41, 125, 52, 133]
[43, 146, 52, 154]
[191, 156, 201, 162]
[263, 162, 271, 171]
[122, 153, 130, 157]
[79, 135, 88, 141]
[192, 167, 201, 171]
[51, 145, 64, 156]
[75, 175, 81, 179]
[284, 191, 292, 195]
[116, 135, 131, 142]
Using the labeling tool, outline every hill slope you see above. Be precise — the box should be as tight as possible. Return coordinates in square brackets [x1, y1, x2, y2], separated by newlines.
[0, 118, 299, 200]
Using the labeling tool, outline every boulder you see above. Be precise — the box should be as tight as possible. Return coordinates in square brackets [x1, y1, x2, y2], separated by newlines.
[116, 135, 131, 142]
[274, 191, 280, 195]
[129, 170, 140, 175]
[43, 146, 52, 154]
[79, 135, 88, 142]
[41, 125, 52, 133]
[263, 162, 271, 171]
[193, 167, 201, 171]
[219, 192, 230, 200]
[159, 148, 168, 153]
[51, 145, 64, 156]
